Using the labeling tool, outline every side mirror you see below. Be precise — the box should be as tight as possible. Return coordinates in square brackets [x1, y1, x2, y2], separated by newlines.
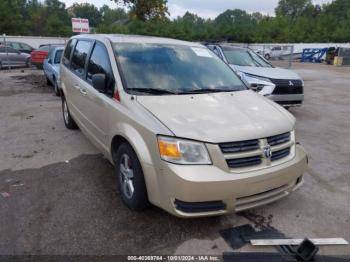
[47, 58, 52, 64]
[92, 74, 107, 93]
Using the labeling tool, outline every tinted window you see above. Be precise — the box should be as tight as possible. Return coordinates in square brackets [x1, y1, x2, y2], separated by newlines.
[63, 39, 76, 67]
[7, 47, 18, 53]
[71, 40, 91, 76]
[38, 45, 50, 51]
[222, 48, 272, 68]
[87, 43, 114, 94]
[11, 42, 21, 50]
[54, 50, 63, 64]
[0, 47, 5, 53]
[20, 43, 32, 51]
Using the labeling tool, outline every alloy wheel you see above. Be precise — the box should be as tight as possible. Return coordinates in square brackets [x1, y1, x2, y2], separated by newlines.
[119, 153, 135, 199]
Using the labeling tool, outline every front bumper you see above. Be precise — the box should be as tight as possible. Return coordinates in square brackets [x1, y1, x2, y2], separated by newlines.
[156, 144, 307, 218]
[267, 94, 304, 107]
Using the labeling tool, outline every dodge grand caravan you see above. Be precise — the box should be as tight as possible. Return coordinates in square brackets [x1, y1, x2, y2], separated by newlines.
[60, 34, 308, 218]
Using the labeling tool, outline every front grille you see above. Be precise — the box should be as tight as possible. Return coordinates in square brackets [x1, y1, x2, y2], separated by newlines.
[278, 100, 303, 105]
[270, 79, 303, 95]
[267, 132, 291, 146]
[222, 132, 293, 169]
[219, 139, 259, 154]
[174, 199, 226, 213]
[271, 148, 291, 161]
[226, 156, 262, 168]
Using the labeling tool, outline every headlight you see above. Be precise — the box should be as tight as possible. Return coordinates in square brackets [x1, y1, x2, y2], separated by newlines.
[243, 73, 272, 83]
[240, 73, 275, 94]
[157, 136, 212, 165]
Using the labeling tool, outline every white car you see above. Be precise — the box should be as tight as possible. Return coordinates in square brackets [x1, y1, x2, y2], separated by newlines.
[207, 44, 304, 108]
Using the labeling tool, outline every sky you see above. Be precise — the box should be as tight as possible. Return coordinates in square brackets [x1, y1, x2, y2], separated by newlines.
[62, 0, 333, 19]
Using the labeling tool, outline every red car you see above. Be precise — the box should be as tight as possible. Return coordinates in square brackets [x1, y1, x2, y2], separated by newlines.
[31, 44, 63, 69]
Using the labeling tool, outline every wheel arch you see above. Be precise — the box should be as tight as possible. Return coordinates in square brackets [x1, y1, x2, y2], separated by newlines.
[109, 124, 153, 166]
[109, 128, 161, 207]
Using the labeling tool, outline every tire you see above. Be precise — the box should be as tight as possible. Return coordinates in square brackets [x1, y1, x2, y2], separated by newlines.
[25, 58, 31, 68]
[264, 53, 271, 60]
[46, 76, 52, 86]
[62, 96, 78, 129]
[53, 77, 60, 96]
[0, 62, 2, 70]
[114, 142, 149, 211]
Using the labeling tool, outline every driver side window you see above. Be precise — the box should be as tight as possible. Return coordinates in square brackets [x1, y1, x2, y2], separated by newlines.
[87, 42, 115, 96]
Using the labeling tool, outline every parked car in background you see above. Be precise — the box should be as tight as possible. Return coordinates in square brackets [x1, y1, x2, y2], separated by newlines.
[0, 41, 34, 54]
[43, 46, 64, 96]
[31, 44, 64, 69]
[60, 34, 307, 217]
[207, 44, 304, 108]
[263, 46, 291, 60]
[0, 46, 31, 69]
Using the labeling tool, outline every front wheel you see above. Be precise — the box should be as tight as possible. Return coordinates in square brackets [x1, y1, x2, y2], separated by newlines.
[264, 53, 271, 60]
[62, 96, 78, 129]
[114, 143, 149, 211]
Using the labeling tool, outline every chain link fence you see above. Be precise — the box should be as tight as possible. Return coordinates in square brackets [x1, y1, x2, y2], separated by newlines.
[247, 44, 296, 69]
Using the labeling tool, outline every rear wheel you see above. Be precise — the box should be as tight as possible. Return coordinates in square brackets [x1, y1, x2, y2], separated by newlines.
[46, 76, 51, 86]
[25, 58, 31, 68]
[62, 96, 78, 129]
[53, 77, 60, 96]
[114, 143, 149, 211]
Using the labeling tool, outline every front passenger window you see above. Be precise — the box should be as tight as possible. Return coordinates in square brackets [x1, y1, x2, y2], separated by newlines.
[71, 40, 92, 76]
[87, 43, 115, 95]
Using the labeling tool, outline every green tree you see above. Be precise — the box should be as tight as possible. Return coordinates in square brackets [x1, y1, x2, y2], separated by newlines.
[275, 0, 313, 19]
[113, 0, 168, 21]
[0, 0, 24, 35]
[100, 5, 128, 25]
[71, 3, 102, 27]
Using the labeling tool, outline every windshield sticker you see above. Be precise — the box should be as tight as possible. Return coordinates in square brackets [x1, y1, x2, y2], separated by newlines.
[191, 47, 213, 58]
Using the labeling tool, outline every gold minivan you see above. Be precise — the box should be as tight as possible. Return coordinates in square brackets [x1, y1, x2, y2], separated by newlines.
[60, 34, 307, 217]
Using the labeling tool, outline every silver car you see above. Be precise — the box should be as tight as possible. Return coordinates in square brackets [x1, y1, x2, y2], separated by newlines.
[43, 46, 64, 96]
[0, 46, 31, 69]
[207, 44, 304, 108]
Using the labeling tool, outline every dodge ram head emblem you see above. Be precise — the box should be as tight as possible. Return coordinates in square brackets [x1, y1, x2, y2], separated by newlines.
[263, 145, 272, 159]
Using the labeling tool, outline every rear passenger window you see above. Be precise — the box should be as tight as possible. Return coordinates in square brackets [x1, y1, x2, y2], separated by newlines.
[63, 39, 76, 67]
[71, 40, 91, 76]
[87, 42, 114, 95]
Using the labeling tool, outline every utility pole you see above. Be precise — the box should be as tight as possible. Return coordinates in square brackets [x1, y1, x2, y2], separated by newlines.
[3, 34, 10, 70]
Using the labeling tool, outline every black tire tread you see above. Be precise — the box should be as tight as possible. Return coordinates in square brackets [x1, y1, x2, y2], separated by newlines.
[114, 143, 149, 211]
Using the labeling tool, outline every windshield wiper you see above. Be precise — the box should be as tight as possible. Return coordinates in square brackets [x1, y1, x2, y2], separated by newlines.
[179, 88, 236, 94]
[126, 88, 177, 95]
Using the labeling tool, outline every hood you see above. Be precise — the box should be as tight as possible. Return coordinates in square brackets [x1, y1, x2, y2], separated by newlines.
[231, 65, 301, 80]
[137, 90, 295, 143]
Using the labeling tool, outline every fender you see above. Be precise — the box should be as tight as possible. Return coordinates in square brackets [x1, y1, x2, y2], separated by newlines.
[108, 122, 154, 166]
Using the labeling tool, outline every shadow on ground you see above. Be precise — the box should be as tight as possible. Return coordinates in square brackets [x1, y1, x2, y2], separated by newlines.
[0, 154, 235, 255]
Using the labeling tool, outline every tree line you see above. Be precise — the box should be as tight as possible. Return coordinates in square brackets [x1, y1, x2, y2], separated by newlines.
[0, 0, 349, 43]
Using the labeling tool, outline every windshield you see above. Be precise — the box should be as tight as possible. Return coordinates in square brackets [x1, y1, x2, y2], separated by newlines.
[54, 50, 63, 64]
[113, 43, 246, 95]
[222, 47, 272, 68]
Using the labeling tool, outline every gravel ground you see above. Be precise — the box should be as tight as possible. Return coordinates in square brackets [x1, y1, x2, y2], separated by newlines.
[0, 64, 349, 256]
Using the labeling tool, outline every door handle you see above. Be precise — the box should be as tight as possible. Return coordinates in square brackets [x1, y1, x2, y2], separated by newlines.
[74, 84, 80, 90]
[79, 88, 87, 96]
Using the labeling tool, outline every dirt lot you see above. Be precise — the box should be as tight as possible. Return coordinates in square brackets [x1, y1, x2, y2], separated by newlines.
[0, 64, 349, 256]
